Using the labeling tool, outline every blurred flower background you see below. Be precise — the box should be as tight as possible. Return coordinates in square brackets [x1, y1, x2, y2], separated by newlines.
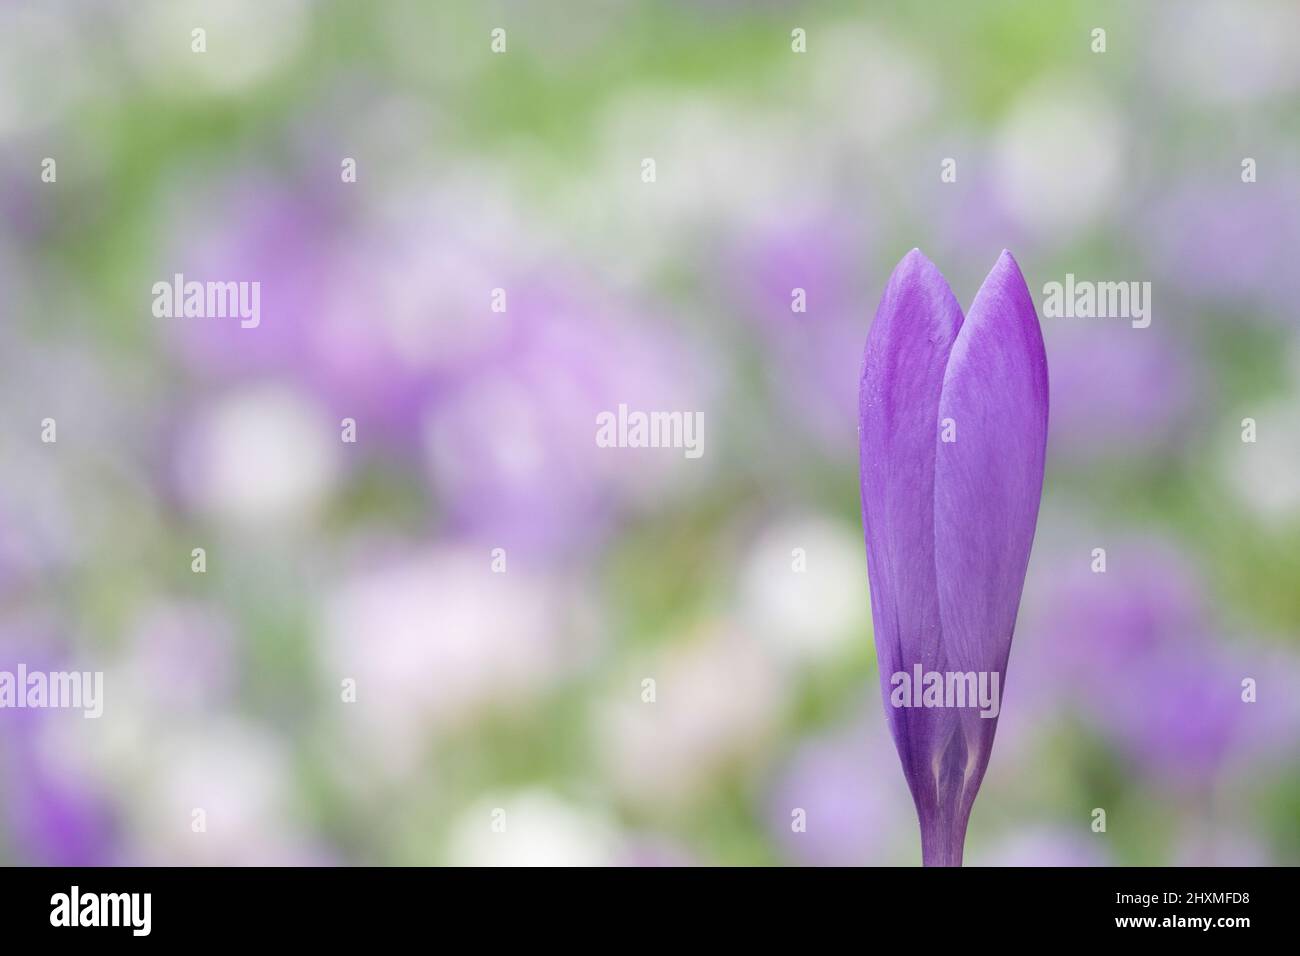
[2, 0, 1298, 866]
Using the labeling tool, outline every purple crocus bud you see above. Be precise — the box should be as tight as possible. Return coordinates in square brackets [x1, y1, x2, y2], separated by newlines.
[858, 249, 1048, 866]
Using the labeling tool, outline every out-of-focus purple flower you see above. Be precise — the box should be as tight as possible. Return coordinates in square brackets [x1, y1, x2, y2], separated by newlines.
[424, 273, 712, 557]
[1096, 640, 1300, 786]
[858, 249, 1049, 865]
[727, 210, 869, 452]
[2, 738, 117, 865]
[1, 718, 118, 866]
[735, 212, 861, 321]
[1046, 323, 1200, 460]
[1024, 540, 1206, 676]
[1019, 540, 1300, 785]
[1145, 175, 1300, 322]
[160, 168, 713, 553]
[160, 177, 512, 452]
[307, 213, 515, 444]
[161, 176, 342, 381]
[1104, 649, 1249, 781]
[920, 148, 1028, 274]
[1173, 828, 1272, 867]
[0, 632, 118, 865]
[974, 826, 1110, 867]
[766, 722, 913, 866]
[614, 836, 697, 868]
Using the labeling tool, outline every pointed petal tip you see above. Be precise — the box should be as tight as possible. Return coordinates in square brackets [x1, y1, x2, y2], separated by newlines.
[992, 248, 1023, 276]
[976, 249, 1035, 311]
[889, 248, 922, 280]
[898, 246, 933, 272]
[868, 249, 960, 344]
[886, 247, 952, 296]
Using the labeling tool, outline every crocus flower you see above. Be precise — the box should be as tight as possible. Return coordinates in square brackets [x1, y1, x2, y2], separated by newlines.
[858, 249, 1048, 866]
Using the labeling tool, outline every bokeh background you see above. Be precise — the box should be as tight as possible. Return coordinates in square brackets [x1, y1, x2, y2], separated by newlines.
[2, 0, 1298, 866]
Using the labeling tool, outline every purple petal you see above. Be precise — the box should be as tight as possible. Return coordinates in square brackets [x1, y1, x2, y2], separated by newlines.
[858, 249, 964, 688]
[935, 250, 1048, 676]
[929, 251, 1047, 862]
[858, 249, 965, 859]
[858, 250, 1048, 866]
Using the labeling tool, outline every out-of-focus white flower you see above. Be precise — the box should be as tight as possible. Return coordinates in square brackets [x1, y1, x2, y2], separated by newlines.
[0, 5, 92, 136]
[1155, 0, 1300, 105]
[323, 546, 573, 771]
[575, 91, 817, 281]
[993, 77, 1124, 237]
[129, 0, 309, 96]
[596, 625, 784, 809]
[739, 516, 867, 663]
[119, 599, 237, 713]
[1223, 397, 1300, 520]
[445, 790, 617, 867]
[81, 710, 318, 865]
[176, 384, 339, 530]
[803, 25, 938, 154]
[144, 721, 293, 864]
[598, 92, 793, 221]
